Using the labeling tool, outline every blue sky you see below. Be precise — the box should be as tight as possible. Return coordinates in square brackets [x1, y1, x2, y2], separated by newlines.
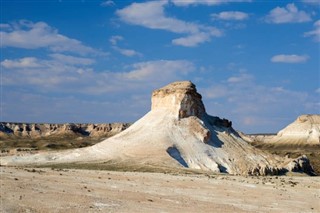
[1, 0, 319, 133]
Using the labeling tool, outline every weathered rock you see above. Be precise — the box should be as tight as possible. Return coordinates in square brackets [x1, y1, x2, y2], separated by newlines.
[152, 81, 205, 119]
[286, 155, 315, 175]
[0, 122, 130, 139]
[246, 114, 320, 145]
[276, 115, 320, 144]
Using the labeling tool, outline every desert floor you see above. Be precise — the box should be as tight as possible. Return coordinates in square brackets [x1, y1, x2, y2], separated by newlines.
[0, 166, 319, 213]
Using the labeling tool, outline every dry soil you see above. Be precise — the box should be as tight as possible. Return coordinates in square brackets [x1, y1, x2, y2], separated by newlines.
[1, 166, 319, 213]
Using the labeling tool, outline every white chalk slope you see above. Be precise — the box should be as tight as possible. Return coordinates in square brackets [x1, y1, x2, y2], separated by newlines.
[274, 115, 320, 145]
[0, 81, 314, 175]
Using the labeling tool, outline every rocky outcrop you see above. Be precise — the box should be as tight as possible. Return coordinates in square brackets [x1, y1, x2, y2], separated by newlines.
[245, 114, 320, 145]
[0, 122, 130, 138]
[151, 81, 205, 119]
[286, 155, 314, 174]
[276, 115, 320, 144]
[0, 81, 315, 176]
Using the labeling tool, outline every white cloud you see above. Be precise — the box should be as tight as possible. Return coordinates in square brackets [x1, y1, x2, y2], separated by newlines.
[100, 0, 115, 7]
[0, 20, 104, 55]
[227, 73, 253, 83]
[1, 57, 42, 69]
[271, 54, 309, 63]
[171, 0, 251, 6]
[121, 60, 193, 81]
[265, 3, 312, 24]
[112, 46, 142, 57]
[316, 88, 320, 93]
[1, 54, 95, 69]
[171, 0, 224, 6]
[211, 11, 249, 21]
[304, 20, 320, 42]
[2, 56, 194, 94]
[116, 1, 198, 34]
[172, 32, 210, 47]
[109, 35, 142, 57]
[109, 35, 123, 45]
[49, 54, 95, 65]
[116, 1, 222, 47]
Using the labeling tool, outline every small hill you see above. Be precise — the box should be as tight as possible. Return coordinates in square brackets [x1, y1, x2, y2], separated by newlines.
[246, 115, 320, 145]
[275, 115, 320, 145]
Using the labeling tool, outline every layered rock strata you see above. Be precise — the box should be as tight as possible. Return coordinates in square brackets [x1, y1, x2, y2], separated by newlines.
[245, 114, 320, 145]
[0, 123, 130, 138]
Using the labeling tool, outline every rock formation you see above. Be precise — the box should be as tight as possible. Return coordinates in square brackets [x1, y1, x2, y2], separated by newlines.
[0, 122, 130, 139]
[275, 115, 320, 144]
[246, 114, 320, 145]
[0, 81, 315, 175]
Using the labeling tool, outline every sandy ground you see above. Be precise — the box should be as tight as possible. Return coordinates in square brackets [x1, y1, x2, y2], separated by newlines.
[0, 167, 319, 213]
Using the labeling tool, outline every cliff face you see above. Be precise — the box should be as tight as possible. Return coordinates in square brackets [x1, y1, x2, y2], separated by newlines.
[151, 81, 205, 119]
[0, 122, 130, 138]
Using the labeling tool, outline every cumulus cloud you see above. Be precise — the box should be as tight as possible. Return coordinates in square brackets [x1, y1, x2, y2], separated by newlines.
[265, 3, 312, 24]
[171, 0, 251, 6]
[0, 20, 104, 55]
[304, 20, 320, 42]
[211, 11, 249, 21]
[270, 54, 309, 63]
[116, 1, 198, 34]
[116, 1, 222, 47]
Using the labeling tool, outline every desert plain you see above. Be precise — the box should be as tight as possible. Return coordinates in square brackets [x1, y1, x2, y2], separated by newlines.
[1, 166, 319, 213]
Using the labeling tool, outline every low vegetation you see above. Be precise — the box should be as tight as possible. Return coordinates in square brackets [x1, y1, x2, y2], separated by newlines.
[0, 135, 104, 152]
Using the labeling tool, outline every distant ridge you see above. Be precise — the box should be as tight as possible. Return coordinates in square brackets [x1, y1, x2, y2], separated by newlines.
[0, 122, 130, 138]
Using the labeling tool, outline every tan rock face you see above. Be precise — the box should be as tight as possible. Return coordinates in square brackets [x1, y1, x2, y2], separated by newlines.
[151, 81, 205, 119]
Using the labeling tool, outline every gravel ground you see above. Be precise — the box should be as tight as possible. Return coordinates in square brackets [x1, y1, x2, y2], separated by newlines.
[1, 166, 319, 213]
